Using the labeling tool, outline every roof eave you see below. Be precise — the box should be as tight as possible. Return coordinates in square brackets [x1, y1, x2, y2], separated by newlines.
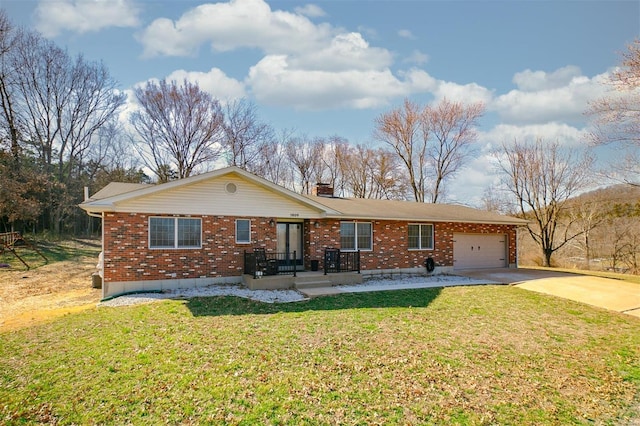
[323, 213, 528, 225]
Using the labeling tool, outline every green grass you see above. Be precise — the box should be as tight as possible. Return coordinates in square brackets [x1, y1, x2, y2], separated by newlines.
[0, 238, 99, 269]
[1, 286, 639, 425]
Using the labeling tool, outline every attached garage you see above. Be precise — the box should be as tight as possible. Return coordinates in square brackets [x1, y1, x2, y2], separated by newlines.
[453, 233, 508, 270]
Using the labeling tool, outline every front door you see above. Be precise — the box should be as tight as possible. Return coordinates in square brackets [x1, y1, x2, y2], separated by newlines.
[276, 223, 304, 270]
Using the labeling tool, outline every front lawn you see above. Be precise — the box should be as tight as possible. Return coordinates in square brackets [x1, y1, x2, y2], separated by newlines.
[1, 285, 639, 425]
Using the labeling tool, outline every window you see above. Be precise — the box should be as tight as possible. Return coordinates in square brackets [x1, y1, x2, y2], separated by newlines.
[408, 224, 434, 250]
[236, 219, 251, 243]
[149, 217, 201, 249]
[340, 221, 372, 251]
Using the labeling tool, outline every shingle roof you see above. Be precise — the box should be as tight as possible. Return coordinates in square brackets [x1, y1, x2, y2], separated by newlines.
[89, 182, 150, 201]
[80, 167, 526, 225]
[307, 195, 527, 225]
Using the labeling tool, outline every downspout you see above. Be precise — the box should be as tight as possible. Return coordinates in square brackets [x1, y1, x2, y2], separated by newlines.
[100, 212, 105, 300]
[515, 226, 520, 268]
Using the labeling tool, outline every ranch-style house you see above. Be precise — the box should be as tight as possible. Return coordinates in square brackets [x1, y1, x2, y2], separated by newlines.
[80, 166, 527, 299]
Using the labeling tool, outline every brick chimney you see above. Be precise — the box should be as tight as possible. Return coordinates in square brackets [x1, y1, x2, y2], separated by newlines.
[312, 183, 334, 197]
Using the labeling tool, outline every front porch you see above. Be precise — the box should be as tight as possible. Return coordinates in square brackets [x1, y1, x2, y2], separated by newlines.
[243, 270, 363, 291]
[243, 248, 361, 283]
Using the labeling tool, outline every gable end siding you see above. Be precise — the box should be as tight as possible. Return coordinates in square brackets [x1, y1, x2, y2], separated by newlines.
[114, 175, 321, 218]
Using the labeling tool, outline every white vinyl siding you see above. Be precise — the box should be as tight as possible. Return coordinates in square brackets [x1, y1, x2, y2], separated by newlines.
[236, 219, 251, 244]
[340, 221, 372, 251]
[408, 224, 434, 250]
[149, 217, 201, 249]
[119, 175, 321, 218]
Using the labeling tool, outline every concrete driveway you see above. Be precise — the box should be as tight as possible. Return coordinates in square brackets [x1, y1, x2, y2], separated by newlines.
[459, 268, 640, 318]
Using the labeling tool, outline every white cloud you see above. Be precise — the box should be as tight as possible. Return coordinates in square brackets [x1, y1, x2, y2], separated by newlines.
[403, 69, 438, 92]
[512, 65, 582, 92]
[492, 67, 609, 125]
[138, 0, 448, 110]
[246, 54, 493, 111]
[35, 0, 140, 37]
[398, 29, 415, 39]
[289, 32, 393, 72]
[447, 155, 501, 207]
[247, 55, 416, 110]
[138, 0, 334, 57]
[136, 0, 610, 121]
[164, 68, 246, 102]
[294, 4, 326, 18]
[432, 81, 494, 106]
[479, 122, 587, 148]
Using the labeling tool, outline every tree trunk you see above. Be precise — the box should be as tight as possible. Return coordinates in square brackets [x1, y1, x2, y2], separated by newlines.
[542, 248, 553, 267]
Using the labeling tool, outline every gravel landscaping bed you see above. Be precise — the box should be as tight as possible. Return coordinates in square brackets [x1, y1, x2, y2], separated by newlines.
[98, 274, 495, 307]
[98, 284, 307, 307]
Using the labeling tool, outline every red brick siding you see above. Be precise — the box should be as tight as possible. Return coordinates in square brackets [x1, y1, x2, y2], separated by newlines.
[104, 213, 517, 283]
[103, 213, 277, 283]
[305, 220, 517, 271]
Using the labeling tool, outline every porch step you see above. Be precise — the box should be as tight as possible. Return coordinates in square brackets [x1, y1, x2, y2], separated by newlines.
[294, 279, 333, 290]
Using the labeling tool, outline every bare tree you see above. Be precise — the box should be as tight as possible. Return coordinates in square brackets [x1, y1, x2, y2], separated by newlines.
[252, 127, 294, 189]
[480, 184, 513, 214]
[374, 99, 427, 202]
[606, 218, 640, 273]
[222, 98, 274, 173]
[426, 99, 484, 202]
[9, 30, 125, 183]
[374, 98, 484, 203]
[321, 135, 349, 196]
[286, 136, 325, 194]
[0, 24, 125, 232]
[588, 39, 640, 185]
[338, 144, 405, 199]
[0, 10, 21, 167]
[566, 202, 606, 270]
[131, 79, 224, 181]
[84, 120, 147, 186]
[496, 139, 594, 267]
[341, 144, 374, 198]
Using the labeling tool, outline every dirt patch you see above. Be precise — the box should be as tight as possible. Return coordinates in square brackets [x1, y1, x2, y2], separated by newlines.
[0, 255, 101, 332]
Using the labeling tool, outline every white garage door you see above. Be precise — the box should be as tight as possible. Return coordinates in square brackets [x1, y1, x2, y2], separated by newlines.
[453, 233, 507, 270]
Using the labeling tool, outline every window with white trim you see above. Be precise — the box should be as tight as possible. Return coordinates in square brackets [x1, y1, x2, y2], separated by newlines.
[340, 221, 372, 251]
[149, 217, 201, 249]
[408, 223, 434, 250]
[236, 219, 251, 243]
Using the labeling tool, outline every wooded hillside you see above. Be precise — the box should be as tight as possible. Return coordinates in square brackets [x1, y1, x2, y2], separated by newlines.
[518, 184, 640, 274]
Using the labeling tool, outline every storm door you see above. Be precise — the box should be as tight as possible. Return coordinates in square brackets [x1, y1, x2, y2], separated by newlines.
[276, 223, 304, 271]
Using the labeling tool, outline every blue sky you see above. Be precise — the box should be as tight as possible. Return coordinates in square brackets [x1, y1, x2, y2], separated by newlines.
[3, 0, 639, 204]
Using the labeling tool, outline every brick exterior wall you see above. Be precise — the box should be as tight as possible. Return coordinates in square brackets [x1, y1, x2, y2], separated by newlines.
[103, 213, 277, 283]
[103, 213, 517, 283]
[305, 219, 517, 271]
